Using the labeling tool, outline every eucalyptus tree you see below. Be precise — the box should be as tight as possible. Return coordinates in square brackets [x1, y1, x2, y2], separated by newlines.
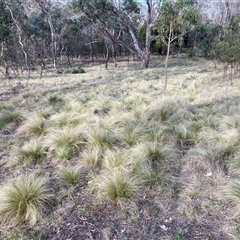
[0, 0, 14, 78]
[213, 15, 240, 84]
[71, 0, 161, 68]
[154, 0, 201, 90]
[35, 0, 58, 69]
[0, 0, 33, 78]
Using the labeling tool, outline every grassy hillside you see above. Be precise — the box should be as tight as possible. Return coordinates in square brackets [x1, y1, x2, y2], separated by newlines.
[0, 55, 240, 239]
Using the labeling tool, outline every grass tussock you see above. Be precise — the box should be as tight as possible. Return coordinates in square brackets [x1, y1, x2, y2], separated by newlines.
[82, 147, 102, 169]
[0, 177, 53, 227]
[18, 140, 46, 164]
[59, 166, 87, 187]
[102, 149, 127, 171]
[45, 126, 86, 154]
[0, 109, 24, 130]
[134, 161, 164, 188]
[17, 113, 51, 137]
[92, 170, 139, 204]
[87, 128, 116, 149]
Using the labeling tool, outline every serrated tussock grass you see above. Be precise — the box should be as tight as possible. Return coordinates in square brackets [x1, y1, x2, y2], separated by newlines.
[118, 121, 146, 147]
[0, 109, 24, 130]
[188, 141, 237, 174]
[102, 149, 128, 171]
[89, 95, 113, 115]
[54, 144, 73, 160]
[18, 140, 46, 164]
[133, 161, 164, 188]
[137, 141, 179, 162]
[0, 177, 53, 227]
[92, 170, 139, 204]
[50, 110, 89, 128]
[45, 126, 87, 154]
[59, 166, 87, 186]
[82, 147, 102, 169]
[145, 97, 180, 122]
[87, 128, 116, 149]
[17, 113, 52, 137]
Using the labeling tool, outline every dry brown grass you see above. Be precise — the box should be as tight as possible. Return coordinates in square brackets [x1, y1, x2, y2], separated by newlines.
[1, 55, 240, 239]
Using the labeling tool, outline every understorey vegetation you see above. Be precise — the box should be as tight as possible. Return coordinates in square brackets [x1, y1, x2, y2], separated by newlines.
[0, 56, 240, 239]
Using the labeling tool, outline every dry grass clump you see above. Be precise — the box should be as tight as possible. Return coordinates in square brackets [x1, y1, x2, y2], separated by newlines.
[58, 166, 87, 187]
[87, 128, 116, 149]
[137, 141, 179, 162]
[45, 126, 87, 158]
[0, 109, 24, 130]
[82, 147, 102, 169]
[118, 121, 146, 147]
[17, 113, 52, 137]
[133, 161, 164, 188]
[102, 149, 128, 171]
[18, 140, 46, 164]
[0, 177, 53, 227]
[92, 170, 139, 204]
[145, 97, 180, 122]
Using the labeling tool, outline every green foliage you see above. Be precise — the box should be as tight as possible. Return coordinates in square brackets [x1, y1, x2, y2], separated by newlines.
[186, 48, 195, 58]
[72, 67, 85, 74]
[216, 17, 240, 64]
[193, 23, 222, 58]
[154, 0, 201, 48]
[122, 0, 140, 14]
[0, 177, 53, 227]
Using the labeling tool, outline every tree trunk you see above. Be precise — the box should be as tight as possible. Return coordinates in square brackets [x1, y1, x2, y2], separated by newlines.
[104, 40, 109, 69]
[164, 22, 173, 92]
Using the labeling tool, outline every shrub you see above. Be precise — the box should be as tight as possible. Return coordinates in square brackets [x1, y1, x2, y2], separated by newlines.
[72, 68, 85, 74]
[186, 48, 195, 58]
